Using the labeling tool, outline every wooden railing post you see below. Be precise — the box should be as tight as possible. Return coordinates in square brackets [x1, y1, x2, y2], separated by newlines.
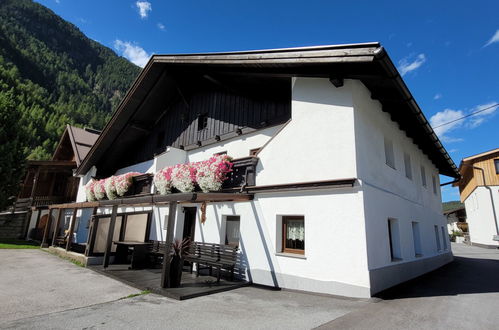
[161, 201, 177, 288]
[52, 208, 63, 246]
[65, 208, 78, 251]
[103, 205, 118, 268]
[84, 207, 98, 257]
[40, 208, 54, 248]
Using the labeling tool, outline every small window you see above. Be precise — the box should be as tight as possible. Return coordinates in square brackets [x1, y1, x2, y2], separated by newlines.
[412, 222, 422, 256]
[250, 148, 261, 156]
[388, 218, 401, 260]
[282, 216, 305, 254]
[441, 226, 447, 250]
[421, 166, 427, 187]
[404, 153, 412, 180]
[384, 137, 395, 169]
[197, 113, 208, 131]
[432, 175, 437, 195]
[224, 216, 240, 248]
[434, 225, 441, 251]
[495, 159, 499, 174]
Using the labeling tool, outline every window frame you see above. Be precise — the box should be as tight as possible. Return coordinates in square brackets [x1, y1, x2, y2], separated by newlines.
[494, 159, 499, 175]
[197, 113, 208, 131]
[224, 215, 241, 248]
[404, 152, 412, 180]
[282, 216, 305, 255]
[384, 137, 396, 169]
[421, 166, 427, 187]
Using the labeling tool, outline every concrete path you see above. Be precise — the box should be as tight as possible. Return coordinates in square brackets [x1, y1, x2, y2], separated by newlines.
[0, 249, 139, 323]
[2, 244, 499, 329]
[318, 243, 499, 330]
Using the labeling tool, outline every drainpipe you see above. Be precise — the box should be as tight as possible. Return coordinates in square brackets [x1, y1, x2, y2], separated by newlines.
[464, 164, 499, 238]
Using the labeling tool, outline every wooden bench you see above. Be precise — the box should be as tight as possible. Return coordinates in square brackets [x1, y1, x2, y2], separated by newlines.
[148, 240, 166, 264]
[184, 242, 238, 282]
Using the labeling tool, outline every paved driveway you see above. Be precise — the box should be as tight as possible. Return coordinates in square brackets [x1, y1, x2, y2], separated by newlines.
[319, 243, 499, 329]
[2, 244, 499, 329]
[0, 249, 138, 323]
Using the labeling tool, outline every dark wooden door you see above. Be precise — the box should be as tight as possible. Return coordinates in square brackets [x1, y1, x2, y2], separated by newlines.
[182, 207, 197, 241]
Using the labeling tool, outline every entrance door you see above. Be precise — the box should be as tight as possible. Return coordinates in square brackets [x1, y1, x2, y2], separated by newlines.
[182, 207, 197, 241]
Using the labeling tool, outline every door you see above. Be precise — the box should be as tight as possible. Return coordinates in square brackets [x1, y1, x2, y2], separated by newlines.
[182, 207, 197, 241]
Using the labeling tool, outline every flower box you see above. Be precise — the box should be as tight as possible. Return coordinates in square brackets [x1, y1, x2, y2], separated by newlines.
[222, 156, 258, 189]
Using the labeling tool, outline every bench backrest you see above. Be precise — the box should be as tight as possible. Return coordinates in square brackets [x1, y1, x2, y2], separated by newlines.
[189, 242, 238, 264]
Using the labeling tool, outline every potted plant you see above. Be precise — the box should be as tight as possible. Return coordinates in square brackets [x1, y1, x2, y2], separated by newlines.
[169, 238, 191, 288]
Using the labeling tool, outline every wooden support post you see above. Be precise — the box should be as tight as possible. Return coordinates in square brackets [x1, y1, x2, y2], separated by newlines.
[103, 205, 118, 268]
[30, 167, 40, 199]
[52, 208, 63, 246]
[65, 208, 78, 251]
[161, 201, 177, 288]
[84, 207, 98, 257]
[40, 208, 54, 248]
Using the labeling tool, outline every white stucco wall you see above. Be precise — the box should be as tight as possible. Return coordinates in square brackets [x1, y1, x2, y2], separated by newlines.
[351, 79, 452, 292]
[464, 186, 499, 247]
[255, 78, 357, 185]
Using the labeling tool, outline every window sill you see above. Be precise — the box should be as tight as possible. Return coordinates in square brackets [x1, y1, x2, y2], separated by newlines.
[415, 254, 423, 258]
[275, 252, 307, 259]
[386, 164, 396, 170]
[390, 257, 403, 263]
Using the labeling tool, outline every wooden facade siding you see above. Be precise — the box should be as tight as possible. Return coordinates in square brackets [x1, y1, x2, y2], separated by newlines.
[97, 75, 291, 175]
[458, 155, 499, 202]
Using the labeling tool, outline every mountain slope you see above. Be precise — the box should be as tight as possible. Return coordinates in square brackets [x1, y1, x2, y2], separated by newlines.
[0, 0, 141, 208]
[0, 0, 140, 160]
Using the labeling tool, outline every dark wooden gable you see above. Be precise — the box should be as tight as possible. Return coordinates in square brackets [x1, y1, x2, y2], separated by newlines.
[96, 72, 291, 176]
[52, 131, 75, 162]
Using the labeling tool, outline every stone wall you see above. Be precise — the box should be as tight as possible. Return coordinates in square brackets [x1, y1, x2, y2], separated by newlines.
[0, 212, 29, 239]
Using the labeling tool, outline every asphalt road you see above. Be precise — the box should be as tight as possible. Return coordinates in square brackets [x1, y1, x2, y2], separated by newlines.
[318, 243, 499, 330]
[1, 244, 498, 329]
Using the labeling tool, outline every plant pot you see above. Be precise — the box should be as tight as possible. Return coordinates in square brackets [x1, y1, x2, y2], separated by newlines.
[169, 255, 183, 288]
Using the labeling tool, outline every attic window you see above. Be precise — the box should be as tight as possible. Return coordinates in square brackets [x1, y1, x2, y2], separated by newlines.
[198, 113, 208, 131]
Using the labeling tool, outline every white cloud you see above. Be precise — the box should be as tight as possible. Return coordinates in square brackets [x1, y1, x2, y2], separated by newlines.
[114, 40, 151, 67]
[484, 30, 499, 47]
[434, 93, 442, 100]
[468, 102, 498, 128]
[398, 53, 426, 76]
[136, 1, 152, 19]
[157, 23, 166, 31]
[430, 102, 498, 143]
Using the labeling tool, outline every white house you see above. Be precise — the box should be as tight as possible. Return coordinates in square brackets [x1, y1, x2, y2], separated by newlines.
[454, 149, 499, 248]
[46, 43, 458, 298]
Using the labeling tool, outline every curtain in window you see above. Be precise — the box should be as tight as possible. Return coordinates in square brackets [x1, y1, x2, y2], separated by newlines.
[286, 220, 304, 241]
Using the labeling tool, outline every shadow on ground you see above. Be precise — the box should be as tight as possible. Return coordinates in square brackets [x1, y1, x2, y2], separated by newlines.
[376, 254, 499, 300]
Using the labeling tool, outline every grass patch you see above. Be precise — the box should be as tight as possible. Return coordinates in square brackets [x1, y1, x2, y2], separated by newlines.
[42, 248, 85, 267]
[121, 290, 151, 299]
[0, 240, 40, 249]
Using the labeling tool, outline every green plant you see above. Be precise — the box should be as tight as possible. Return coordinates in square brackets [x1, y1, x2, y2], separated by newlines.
[121, 290, 151, 299]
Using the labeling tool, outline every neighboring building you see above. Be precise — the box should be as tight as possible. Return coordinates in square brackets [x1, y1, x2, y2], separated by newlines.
[444, 206, 467, 234]
[19, 125, 99, 241]
[454, 149, 499, 248]
[47, 43, 457, 298]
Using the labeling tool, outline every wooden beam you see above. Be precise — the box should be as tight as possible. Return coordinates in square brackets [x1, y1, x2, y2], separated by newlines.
[84, 207, 98, 257]
[65, 208, 78, 251]
[161, 201, 177, 288]
[40, 208, 54, 248]
[51, 209, 63, 246]
[103, 205, 118, 268]
[30, 167, 41, 198]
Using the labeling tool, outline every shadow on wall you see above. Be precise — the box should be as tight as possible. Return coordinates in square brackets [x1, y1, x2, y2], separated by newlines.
[376, 255, 499, 299]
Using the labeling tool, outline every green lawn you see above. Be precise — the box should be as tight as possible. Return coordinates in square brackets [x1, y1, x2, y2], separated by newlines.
[0, 240, 40, 249]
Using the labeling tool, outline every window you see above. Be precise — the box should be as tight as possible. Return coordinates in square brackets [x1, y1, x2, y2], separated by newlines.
[388, 218, 401, 260]
[441, 226, 447, 250]
[197, 113, 208, 131]
[412, 222, 422, 257]
[421, 166, 427, 187]
[384, 137, 395, 169]
[282, 216, 305, 254]
[432, 175, 437, 195]
[495, 159, 499, 174]
[404, 153, 412, 179]
[224, 216, 240, 248]
[434, 225, 441, 251]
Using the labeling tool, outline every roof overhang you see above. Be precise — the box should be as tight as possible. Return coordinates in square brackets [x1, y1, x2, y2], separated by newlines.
[75, 43, 459, 178]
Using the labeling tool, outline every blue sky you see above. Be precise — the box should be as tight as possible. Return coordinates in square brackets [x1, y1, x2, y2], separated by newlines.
[37, 0, 499, 202]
